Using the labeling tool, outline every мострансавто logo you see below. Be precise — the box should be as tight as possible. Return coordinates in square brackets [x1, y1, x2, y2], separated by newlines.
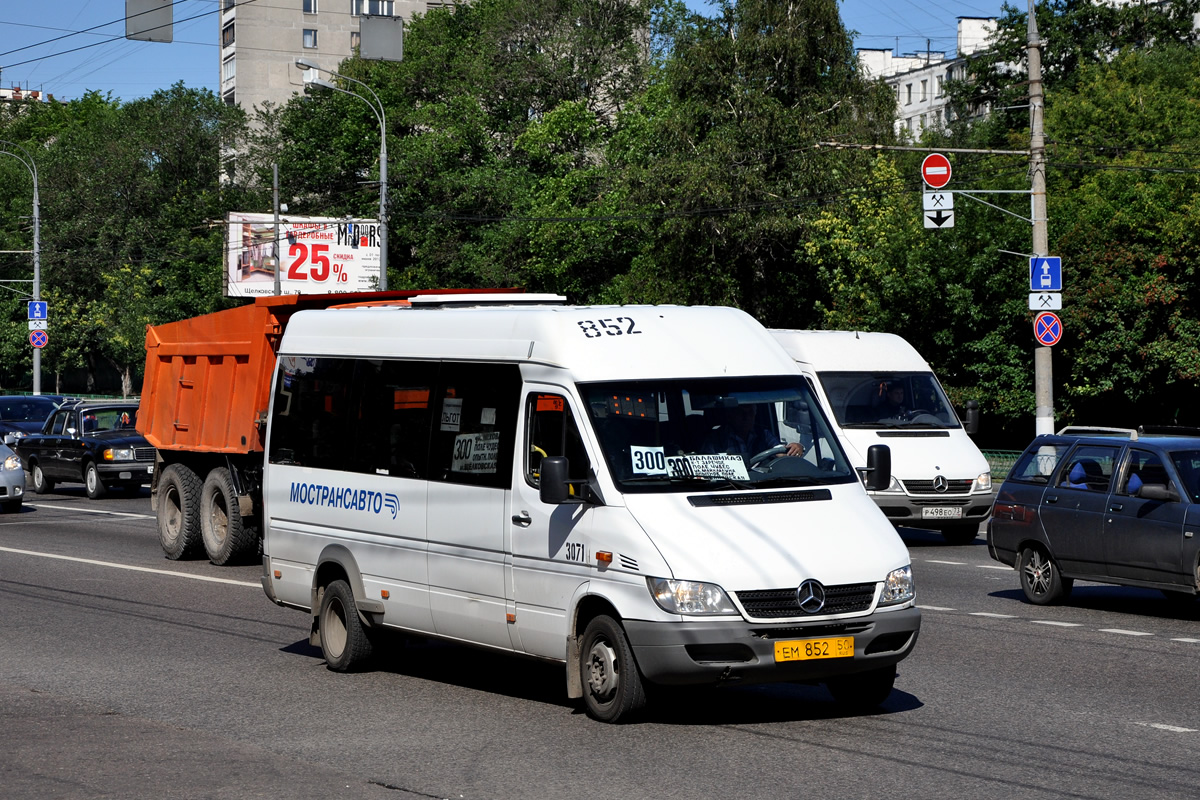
[289, 482, 400, 520]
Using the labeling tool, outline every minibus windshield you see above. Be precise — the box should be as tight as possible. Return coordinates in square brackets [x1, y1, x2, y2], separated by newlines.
[816, 371, 961, 429]
[580, 377, 857, 492]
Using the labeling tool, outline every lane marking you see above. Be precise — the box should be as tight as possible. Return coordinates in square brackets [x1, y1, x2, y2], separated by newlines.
[918, 605, 957, 611]
[1171, 637, 1200, 643]
[0, 545, 258, 587]
[1031, 620, 1082, 627]
[1134, 722, 1197, 733]
[1099, 629, 1154, 637]
[969, 612, 1016, 618]
[25, 502, 154, 520]
[978, 565, 1011, 571]
[926, 560, 966, 565]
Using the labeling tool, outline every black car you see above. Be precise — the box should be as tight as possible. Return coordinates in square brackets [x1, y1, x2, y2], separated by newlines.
[988, 429, 1200, 605]
[16, 401, 155, 498]
[0, 395, 63, 446]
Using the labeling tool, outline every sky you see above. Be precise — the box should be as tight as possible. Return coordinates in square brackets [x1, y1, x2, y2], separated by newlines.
[0, 0, 1013, 104]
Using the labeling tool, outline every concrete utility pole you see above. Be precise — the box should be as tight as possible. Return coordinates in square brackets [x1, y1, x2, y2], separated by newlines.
[1, 140, 41, 394]
[1028, 1, 1053, 436]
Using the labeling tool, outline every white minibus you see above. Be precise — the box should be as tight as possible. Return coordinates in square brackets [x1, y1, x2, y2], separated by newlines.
[260, 299, 920, 722]
[770, 330, 995, 544]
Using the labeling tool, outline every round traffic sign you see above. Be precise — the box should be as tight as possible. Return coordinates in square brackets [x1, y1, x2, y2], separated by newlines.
[921, 153, 952, 189]
[1034, 311, 1062, 346]
[30, 329, 48, 348]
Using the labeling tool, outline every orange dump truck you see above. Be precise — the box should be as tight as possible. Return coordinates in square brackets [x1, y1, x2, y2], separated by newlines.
[137, 289, 505, 565]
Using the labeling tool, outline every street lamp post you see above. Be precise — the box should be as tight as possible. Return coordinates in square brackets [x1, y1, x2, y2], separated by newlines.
[295, 58, 388, 291]
[1, 140, 42, 394]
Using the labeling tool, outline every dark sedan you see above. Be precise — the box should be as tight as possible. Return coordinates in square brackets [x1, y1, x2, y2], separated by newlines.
[988, 430, 1200, 605]
[16, 401, 155, 498]
[0, 395, 63, 446]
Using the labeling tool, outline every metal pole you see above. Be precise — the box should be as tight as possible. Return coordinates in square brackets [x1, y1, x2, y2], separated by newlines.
[1028, 1, 1053, 436]
[1, 141, 41, 394]
[273, 163, 282, 296]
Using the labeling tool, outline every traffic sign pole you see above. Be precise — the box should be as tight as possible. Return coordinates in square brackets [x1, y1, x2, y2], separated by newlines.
[1029, 4, 1053, 435]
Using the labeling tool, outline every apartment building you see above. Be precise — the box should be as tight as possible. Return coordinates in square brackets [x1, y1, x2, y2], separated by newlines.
[857, 17, 996, 137]
[219, 0, 436, 114]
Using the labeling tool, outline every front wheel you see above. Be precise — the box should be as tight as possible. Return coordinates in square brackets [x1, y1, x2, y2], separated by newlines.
[31, 462, 54, 494]
[84, 462, 107, 499]
[1019, 546, 1072, 605]
[318, 579, 374, 672]
[826, 664, 897, 712]
[579, 615, 646, 723]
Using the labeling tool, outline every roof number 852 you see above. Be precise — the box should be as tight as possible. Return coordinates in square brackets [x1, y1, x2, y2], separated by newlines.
[577, 317, 642, 338]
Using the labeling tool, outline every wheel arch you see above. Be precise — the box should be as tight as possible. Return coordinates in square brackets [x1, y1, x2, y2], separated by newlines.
[310, 544, 384, 621]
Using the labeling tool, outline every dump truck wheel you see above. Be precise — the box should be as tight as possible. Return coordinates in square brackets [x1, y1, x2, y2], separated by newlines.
[159, 463, 202, 560]
[200, 467, 256, 566]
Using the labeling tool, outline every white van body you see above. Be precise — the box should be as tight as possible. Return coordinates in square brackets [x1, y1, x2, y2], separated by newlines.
[260, 302, 920, 721]
[770, 330, 995, 544]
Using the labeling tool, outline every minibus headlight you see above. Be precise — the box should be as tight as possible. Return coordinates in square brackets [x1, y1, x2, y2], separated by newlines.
[648, 578, 739, 615]
[103, 447, 135, 462]
[2, 454, 20, 472]
[974, 471, 992, 492]
[878, 565, 915, 607]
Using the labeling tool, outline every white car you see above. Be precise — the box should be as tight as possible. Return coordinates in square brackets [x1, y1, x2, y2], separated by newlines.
[0, 443, 25, 512]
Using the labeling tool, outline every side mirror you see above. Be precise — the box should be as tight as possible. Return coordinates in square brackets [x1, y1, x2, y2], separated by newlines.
[864, 444, 892, 491]
[963, 400, 980, 435]
[539, 456, 571, 505]
[2, 434, 14, 447]
[1138, 483, 1179, 503]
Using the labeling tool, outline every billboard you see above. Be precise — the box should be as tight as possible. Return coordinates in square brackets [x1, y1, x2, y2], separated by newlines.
[225, 212, 381, 297]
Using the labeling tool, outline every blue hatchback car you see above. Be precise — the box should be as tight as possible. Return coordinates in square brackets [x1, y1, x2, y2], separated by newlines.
[988, 428, 1200, 605]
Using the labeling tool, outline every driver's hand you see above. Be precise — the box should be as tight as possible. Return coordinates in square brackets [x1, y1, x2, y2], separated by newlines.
[783, 442, 804, 456]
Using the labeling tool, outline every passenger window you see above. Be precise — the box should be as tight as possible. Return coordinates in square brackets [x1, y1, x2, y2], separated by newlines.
[51, 410, 71, 435]
[427, 363, 520, 489]
[268, 356, 355, 470]
[525, 393, 591, 487]
[1008, 443, 1070, 484]
[1122, 449, 1169, 496]
[348, 359, 436, 479]
[1057, 445, 1119, 492]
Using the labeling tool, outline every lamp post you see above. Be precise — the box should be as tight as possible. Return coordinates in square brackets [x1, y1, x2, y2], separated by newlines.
[295, 58, 388, 291]
[0, 140, 42, 394]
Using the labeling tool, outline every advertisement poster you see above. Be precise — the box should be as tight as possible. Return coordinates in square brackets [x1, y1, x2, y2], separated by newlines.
[225, 212, 381, 297]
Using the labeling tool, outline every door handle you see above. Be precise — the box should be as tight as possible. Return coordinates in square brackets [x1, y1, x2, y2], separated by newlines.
[1045, 495, 1058, 504]
[511, 512, 532, 527]
[1109, 503, 1123, 512]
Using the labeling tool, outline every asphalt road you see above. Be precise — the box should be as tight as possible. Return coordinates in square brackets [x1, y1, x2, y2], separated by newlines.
[2, 489, 1198, 799]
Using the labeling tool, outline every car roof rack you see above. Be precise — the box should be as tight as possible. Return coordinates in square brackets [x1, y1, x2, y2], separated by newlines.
[1056, 425, 1138, 440]
[1138, 425, 1200, 437]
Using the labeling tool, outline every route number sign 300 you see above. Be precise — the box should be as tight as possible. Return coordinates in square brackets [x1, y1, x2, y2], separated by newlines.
[287, 242, 349, 283]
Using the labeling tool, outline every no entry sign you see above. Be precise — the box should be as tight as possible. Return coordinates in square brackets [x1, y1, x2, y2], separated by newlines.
[921, 153, 952, 189]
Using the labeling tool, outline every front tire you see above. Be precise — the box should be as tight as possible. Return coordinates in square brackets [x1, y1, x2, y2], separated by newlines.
[1019, 546, 1072, 605]
[200, 467, 256, 566]
[825, 664, 897, 711]
[84, 462, 107, 499]
[579, 615, 646, 723]
[318, 579, 374, 672]
[158, 463, 203, 560]
[31, 462, 54, 494]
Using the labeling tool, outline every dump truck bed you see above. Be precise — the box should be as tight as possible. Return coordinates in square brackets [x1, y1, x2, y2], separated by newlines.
[137, 290, 501, 454]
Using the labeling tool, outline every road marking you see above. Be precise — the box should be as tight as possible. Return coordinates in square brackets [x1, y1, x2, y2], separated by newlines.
[1099, 629, 1154, 637]
[1171, 637, 1200, 643]
[1134, 722, 1197, 733]
[1031, 620, 1083, 627]
[978, 564, 1011, 571]
[969, 612, 1016, 618]
[926, 560, 966, 565]
[918, 605, 956, 611]
[0, 545, 258, 587]
[25, 502, 154, 520]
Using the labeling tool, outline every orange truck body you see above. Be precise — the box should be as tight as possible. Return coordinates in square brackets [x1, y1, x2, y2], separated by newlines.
[137, 289, 509, 455]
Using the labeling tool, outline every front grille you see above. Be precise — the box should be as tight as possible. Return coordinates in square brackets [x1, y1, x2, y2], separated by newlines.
[902, 478, 973, 495]
[736, 582, 876, 618]
[689, 489, 831, 507]
[134, 447, 156, 462]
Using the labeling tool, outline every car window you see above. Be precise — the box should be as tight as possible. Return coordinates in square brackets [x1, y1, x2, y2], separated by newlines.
[1008, 442, 1072, 484]
[1170, 450, 1200, 503]
[1120, 449, 1170, 496]
[50, 410, 71, 435]
[1057, 445, 1119, 492]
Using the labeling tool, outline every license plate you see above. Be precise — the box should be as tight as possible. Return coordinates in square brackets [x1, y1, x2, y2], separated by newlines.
[922, 506, 962, 519]
[774, 636, 854, 662]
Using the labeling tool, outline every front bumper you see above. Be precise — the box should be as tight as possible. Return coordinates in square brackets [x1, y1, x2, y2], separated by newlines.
[872, 490, 995, 529]
[625, 605, 920, 687]
[0, 472, 24, 501]
[96, 461, 155, 483]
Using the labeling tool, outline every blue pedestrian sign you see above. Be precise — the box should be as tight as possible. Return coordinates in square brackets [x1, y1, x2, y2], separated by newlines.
[28, 300, 48, 320]
[1030, 257, 1062, 292]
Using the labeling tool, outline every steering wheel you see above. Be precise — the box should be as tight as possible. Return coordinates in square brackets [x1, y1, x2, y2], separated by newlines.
[903, 408, 933, 421]
[748, 444, 789, 468]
